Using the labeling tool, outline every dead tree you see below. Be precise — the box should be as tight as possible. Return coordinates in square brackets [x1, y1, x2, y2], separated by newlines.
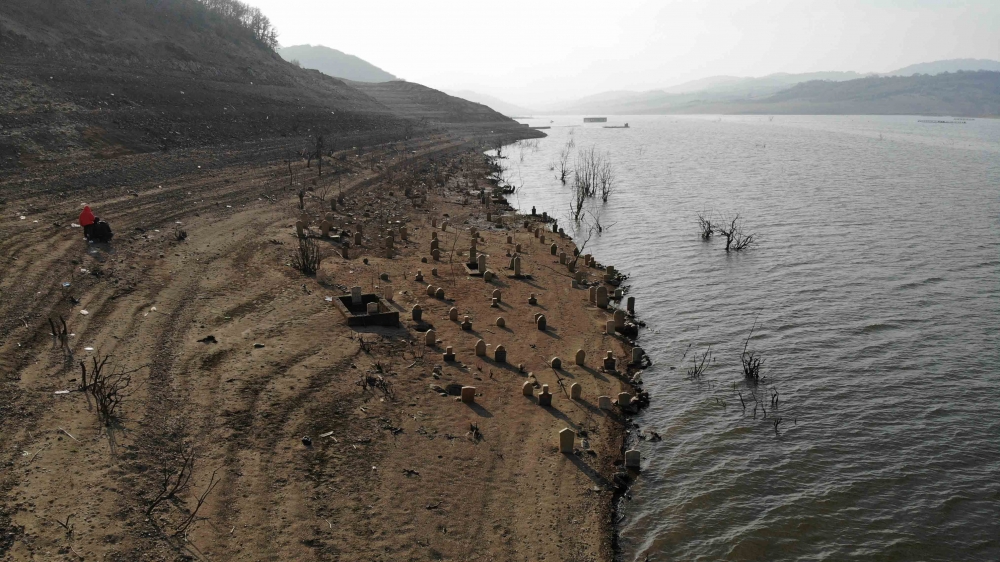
[598, 159, 617, 202]
[49, 316, 69, 351]
[716, 214, 756, 252]
[81, 354, 134, 426]
[174, 468, 221, 536]
[293, 238, 322, 275]
[741, 320, 764, 384]
[146, 446, 196, 516]
[697, 213, 714, 239]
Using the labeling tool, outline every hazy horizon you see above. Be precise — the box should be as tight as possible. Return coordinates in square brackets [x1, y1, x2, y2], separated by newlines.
[248, 0, 1000, 107]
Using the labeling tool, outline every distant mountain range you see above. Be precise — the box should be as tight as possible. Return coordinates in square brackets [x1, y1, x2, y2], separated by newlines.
[278, 44, 396, 83]
[444, 90, 535, 117]
[540, 59, 1000, 116]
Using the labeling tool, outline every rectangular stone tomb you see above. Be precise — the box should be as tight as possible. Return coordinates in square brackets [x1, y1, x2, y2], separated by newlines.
[333, 294, 400, 327]
[462, 260, 485, 276]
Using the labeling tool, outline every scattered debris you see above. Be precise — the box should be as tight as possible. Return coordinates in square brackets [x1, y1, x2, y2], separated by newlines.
[198, 335, 218, 344]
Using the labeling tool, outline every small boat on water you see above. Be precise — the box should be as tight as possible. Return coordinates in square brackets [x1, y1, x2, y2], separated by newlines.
[918, 120, 965, 124]
[603, 123, 630, 129]
[583, 117, 607, 123]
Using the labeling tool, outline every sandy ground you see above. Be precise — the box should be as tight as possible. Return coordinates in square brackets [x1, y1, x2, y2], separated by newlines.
[0, 134, 633, 561]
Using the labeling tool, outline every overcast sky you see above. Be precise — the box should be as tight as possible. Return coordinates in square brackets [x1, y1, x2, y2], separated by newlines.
[246, 0, 1000, 107]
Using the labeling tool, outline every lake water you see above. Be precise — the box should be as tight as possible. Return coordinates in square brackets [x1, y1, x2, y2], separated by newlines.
[503, 115, 1000, 561]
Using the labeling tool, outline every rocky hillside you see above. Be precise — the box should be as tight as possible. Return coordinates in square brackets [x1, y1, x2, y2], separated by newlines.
[278, 44, 397, 83]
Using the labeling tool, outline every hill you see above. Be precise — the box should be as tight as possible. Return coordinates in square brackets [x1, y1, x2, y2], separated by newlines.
[886, 58, 1000, 77]
[349, 81, 518, 125]
[278, 44, 397, 82]
[0, 0, 525, 169]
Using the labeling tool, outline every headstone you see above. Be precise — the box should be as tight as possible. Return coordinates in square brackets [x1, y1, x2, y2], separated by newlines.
[627, 296, 635, 315]
[320, 220, 331, 237]
[356, 224, 363, 236]
[496, 317, 506, 328]
[469, 245, 478, 261]
[614, 288, 623, 299]
[522, 381, 534, 396]
[559, 252, 566, 265]
[494, 345, 507, 363]
[528, 293, 537, 305]
[614, 309, 626, 329]
[295, 221, 305, 238]
[412, 304, 422, 322]
[385, 236, 394, 250]
[618, 392, 632, 407]
[461, 386, 476, 403]
[536, 315, 547, 331]
[513, 257, 522, 277]
[549, 356, 560, 369]
[599, 395, 613, 410]
[341, 245, 350, 259]
[625, 449, 641, 469]
[596, 286, 609, 309]
[475, 339, 486, 356]
[531, 206, 536, 216]
[491, 298, 499, 308]
[486, 212, 492, 222]
[441, 221, 447, 232]
[534, 228, 539, 239]
[632, 347, 644, 364]
[426, 284, 436, 296]
[400, 226, 408, 241]
[559, 428, 575, 453]
[550, 243, 558, 255]
[461, 316, 472, 331]
[449, 307, 458, 321]
[575, 349, 586, 366]
[432, 248, 440, 261]
[435, 287, 445, 299]
[366, 302, 379, 315]
[542, 211, 548, 221]
[431, 268, 438, 276]
[515, 244, 522, 253]
[432, 231, 438, 240]
[351, 286, 363, 305]
[354, 232, 362, 245]
[492, 289, 502, 303]
[443, 346, 455, 362]
[484, 270, 494, 282]
[477, 254, 487, 273]
[507, 235, 513, 244]
[383, 284, 394, 301]
[589, 286, 596, 303]
[430, 239, 439, 251]
[570, 383, 582, 400]
[415, 270, 424, 282]
[432, 218, 437, 228]
[424, 329, 436, 346]
[606, 320, 616, 335]
[605, 351, 617, 372]
[538, 384, 552, 406]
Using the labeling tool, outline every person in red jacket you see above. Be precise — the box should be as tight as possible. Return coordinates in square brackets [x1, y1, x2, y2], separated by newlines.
[79, 205, 96, 240]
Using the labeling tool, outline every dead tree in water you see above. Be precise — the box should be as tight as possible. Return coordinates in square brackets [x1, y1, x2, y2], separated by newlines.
[716, 214, 756, 252]
[697, 213, 714, 239]
[741, 320, 764, 383]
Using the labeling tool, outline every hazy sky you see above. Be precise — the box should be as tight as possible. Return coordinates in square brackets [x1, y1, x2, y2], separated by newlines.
[247, 0, 1000, 107]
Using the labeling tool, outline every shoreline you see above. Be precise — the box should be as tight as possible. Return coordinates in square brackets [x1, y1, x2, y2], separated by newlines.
[0, 132, 645, 561]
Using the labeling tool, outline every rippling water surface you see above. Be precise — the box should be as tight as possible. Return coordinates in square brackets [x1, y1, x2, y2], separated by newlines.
[504, 115, 1000, 561]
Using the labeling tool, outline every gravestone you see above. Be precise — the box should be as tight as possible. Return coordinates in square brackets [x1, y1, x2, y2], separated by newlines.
[411, 304, 422, 322]
[528, 293, 537, 305]
[538, 384, 552, 406]
[614, 309, 626, 329]
[487, 212, 492, 222]
[475, 339, 486, 356]
[515, 243, 522, 253]
[494, 345, 507, 363]
[507, 235, 513, 244]
[549, 355, 560, 369]
[522, 381, 534, 396]
[559, 428, 575, 453]
[461, 316, 472, 331]
[596, 286, 609, 309]
[599, 395, 613, 410]
[366, 302, 379, 315]
[320, 220, 331, 237]
[492, 289, 502, 303]
[415, 270, 424, 282]
[432, 218, 437, 228]
[424, 329, 436, 346]
[551, 243, 558, 255]
[354, 232, 362, 246]
[496, 317, 506, 328]
[430, 239, 439, 251]
[351, 286, 363, 305]
[618, 392, 632, 407]
[295, 221, 305, 238]
[491, 298, 499, 308]
[534, 228, 539, 239]
[632, 347, 644, 364]
[575, 349, 586, 366]
[432, 231, 438, 240]
[539, 235, 545, 244]
[606, 320, 616, 335]
[400, 226, 408, 241]
[559, 252, 566, 265]
[477, 254, 487, 273]
[435, 287, 445, 299]
[614, 288, 623, 299]
[625, 449, 641, 469]
[356, 224, 363, 236]
[536, 315, 547, 331]
[341, 245, 350, 259]
[484, 270, 494, 282]
[432, 248, 440, 261]
[383, 284, 394, 301]
[449, 307, 458, 321]
[461, 386, 476, 404]
[443, 346, 455, 362]
[513, 257, 522, 277]
[605, 351, 617, 372]
[431, 268, 438, 276]
[426, 285, 436, 297]
[627, 296, 635, 315]
[589, 286, 597, 303]
[570, 383, 582, 400]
